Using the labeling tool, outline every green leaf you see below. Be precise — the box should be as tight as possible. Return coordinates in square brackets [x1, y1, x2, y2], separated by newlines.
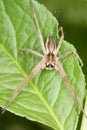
[80, 95, 87, 130]
[0, 0, 86, 130]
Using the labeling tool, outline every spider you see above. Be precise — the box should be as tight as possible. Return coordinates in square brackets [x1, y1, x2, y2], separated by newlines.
[2, 0, 87, 118]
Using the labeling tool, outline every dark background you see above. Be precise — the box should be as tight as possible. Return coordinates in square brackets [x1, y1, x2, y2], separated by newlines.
[0, 0, 87, 130]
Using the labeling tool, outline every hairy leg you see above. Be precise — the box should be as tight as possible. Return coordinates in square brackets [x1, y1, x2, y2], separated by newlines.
[30, 0, 46, 54]
[19, 48, 43, 58]
[56, 27, 64, 54]
[2, 58, 46, 113]
[55, 60, 87, 118]
[58, 50, 83, 67]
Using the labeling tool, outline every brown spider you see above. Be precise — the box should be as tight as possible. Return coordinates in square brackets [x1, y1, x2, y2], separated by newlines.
[2, 0, 87, 118]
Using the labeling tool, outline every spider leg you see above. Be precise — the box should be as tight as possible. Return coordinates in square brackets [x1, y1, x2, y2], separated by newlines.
[54, 60, 87, 118]
[2, 58, 46, 113]
[19, 48, 43, 58]
[58, 50, 83, 67]
[56, 27, 64, 54]
[30, 0, 46, 54]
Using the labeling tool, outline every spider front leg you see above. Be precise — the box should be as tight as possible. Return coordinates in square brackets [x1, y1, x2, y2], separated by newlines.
[56, 27, 83, 67]
[58, 50, 83, 67]
[30, 0, 46, 54]
[55, 27, 64, 54]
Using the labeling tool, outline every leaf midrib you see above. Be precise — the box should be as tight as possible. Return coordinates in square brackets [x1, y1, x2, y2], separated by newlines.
[0, 44, 64, 130]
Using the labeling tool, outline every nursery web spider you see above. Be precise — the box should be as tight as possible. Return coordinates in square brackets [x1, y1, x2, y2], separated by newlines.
[2, 0, 87, 118]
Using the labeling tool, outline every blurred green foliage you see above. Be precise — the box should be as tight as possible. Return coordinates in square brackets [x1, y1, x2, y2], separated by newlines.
[0, 0, 87, 130]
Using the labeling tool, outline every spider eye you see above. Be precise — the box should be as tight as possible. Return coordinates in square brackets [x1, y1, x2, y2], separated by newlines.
[47, 64, 54, 67]
[46, 63, 54, 70]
